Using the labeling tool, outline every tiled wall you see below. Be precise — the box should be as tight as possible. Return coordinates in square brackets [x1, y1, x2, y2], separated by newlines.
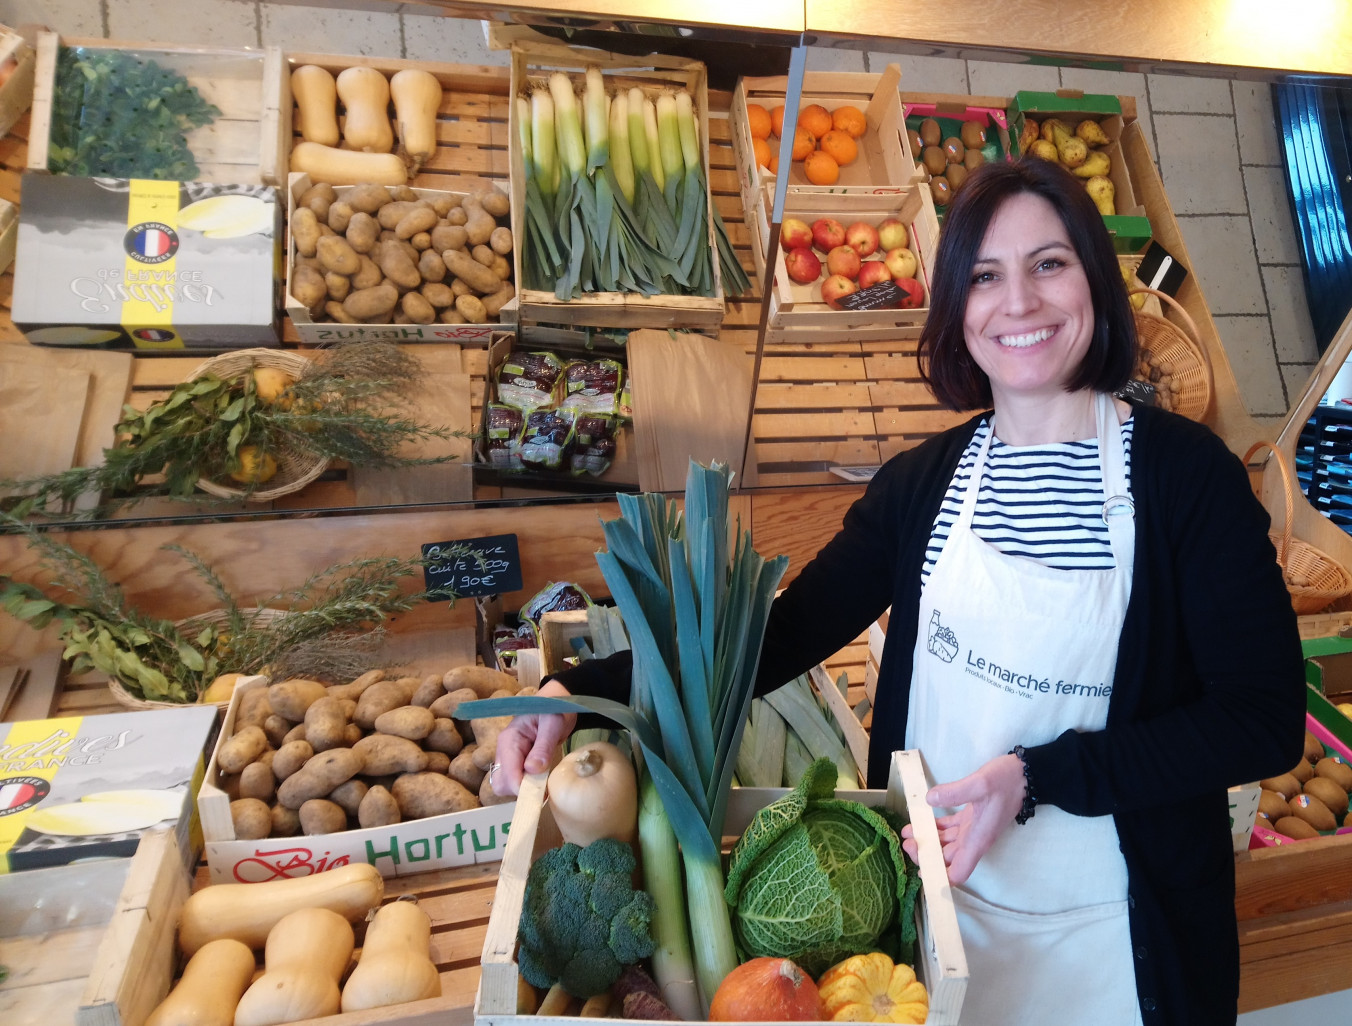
[0, 0, 1322, 431]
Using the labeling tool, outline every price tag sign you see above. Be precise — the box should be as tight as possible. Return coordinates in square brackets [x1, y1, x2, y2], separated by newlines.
[837, 281, 903, 311]
[421, 534, 523, 600]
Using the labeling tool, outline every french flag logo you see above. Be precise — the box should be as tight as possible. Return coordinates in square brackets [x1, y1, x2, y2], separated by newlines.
[124, 222, 180, 264]
[137, 228, 172, 257]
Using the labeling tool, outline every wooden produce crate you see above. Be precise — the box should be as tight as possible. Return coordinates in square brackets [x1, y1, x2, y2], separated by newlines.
[763, 184, 940, 343]
[730, 64, 922, 266]
[0, 25, 36, 139]
[900, 92, 1013, 208]
[476, 749, 968, 1026]
[27, 32, 286, 186]
[507, 40, 724, 331]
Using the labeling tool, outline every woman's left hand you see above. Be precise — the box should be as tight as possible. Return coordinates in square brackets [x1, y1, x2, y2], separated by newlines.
[900, 753, 1027, 885]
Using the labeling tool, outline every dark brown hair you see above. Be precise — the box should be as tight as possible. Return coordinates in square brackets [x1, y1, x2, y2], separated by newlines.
[918, 158, 1137, 410]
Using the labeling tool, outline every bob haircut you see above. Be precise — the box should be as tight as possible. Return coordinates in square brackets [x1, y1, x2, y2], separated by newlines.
[917, 158, 1137, 411]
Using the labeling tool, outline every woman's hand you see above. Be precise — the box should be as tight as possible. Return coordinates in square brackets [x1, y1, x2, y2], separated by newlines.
[900, 753, 1027, 885]
[491, 680, 577, 796]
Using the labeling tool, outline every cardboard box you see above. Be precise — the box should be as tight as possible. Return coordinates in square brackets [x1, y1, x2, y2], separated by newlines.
[1228, 782, 1261, 853]
[198, 676, 516, 883]
[0, 706, 217, 873]
[12, 175, 282, 350]
[902, 93, 1013, 213]
[476, 749, 968, 1026]
[1007, 91, 1152, 253]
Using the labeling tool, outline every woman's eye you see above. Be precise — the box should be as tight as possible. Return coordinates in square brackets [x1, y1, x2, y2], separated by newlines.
[970, 270, 996, 285]
[1036, 257, 1066, 272]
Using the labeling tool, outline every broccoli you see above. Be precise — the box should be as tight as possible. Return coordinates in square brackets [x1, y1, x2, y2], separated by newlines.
[517, 837, 657, 998]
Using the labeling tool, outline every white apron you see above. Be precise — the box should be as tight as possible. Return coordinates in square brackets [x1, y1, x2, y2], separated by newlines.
[906, 393, 1142, 1026]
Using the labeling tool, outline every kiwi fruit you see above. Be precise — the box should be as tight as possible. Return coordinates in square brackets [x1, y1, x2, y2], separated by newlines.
[908, 129, 924, 159]
[1304, 729, 1325, 763]
[1289, 792, 1338, 831]
[960, 120, 986, 149]
[930, 178, 953, 206]
[1290, 757, 1315, 783]
[945, 164, 969, 192]
[1303, 776, 1349, 818]
[922, 145, 948, 176]
[919, 117, 942, 148]
[1273, 815, 1320, 840]
[1259, 772, 1301, 799]
[1315, 756, 1352, 791]
[941, 137, 966, 164]
[1258, 788, 1291, 822]
[964, 149, 986, 171]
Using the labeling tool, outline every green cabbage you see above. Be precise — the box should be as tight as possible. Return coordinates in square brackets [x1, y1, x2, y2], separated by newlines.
[723, 757, 919, 976]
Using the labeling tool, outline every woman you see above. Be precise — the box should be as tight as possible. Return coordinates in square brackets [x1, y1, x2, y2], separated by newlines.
[495, 159, 1306, 1026]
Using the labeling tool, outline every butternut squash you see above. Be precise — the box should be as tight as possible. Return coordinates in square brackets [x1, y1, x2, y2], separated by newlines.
[290, 65, 340, 147]
[340, 899, 441, 1011]
[289, 141, 407, 187]
[233, 908, 354, 1026]
[337, 65, 394, 153]
[176, 862, 383, 955]
[390, 69, 442, 173]
[144, 938, 256, 1026]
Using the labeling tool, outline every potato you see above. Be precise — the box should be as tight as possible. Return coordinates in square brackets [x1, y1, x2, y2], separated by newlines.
[218, 725, 269, 775]
[352, 734, 430, 775]
[325, 300, 359, 324]
[344, 723, 363, 746]
[471, 244, 495, 267]
[489, 225, 514, 256]
[262, 713, 292, 749]
[326, 199, 354, 233]
[277, 748, 364, 809]
[424, 751, 451, 775]
[448, 745, 486, 792]
[462, 196, 497, 246]
[268, 679, 329, 722]
[449, 277, 471, 298]
[479, 770, 513, 807]
[471, 713, 512, 770]
[482, 281, 516, 318]
[353, 680, 411, 729]
[421, 281, 455, 308]
[351, 254, 383, 291]
[291, 207, 321, 257]
[358, 785, 401, 829]
[478, 186, 511, 218]
[377, 239, 422, 290]
[271, 804, 301, 837]
[343, 282, 399, 321]
[402, 291, 436, 324]
[345, 183, 392, 214]
[231, 798, 272, 840]
[329, 778, 369, 817]
[327, 668, 385, 702]
[455, 294, 488, 324]
[219, 771, 241, 802]
[272, 739, 315, 781]
[377, 200, 425, 230]
[417, 249, 446, 283]
[412, 674, 444, 708]
[345, 211, 380, 253]
[490, 254, 511, 280]
[325, 271, 351, 302]
[428, 686, 480, 720]
[374, 705, 436, 741]
[424, 718, 465, 757]
[300, 798, 348, 835]
[392, 772, 479, 819]
[431, 224, 469, 254]
[439, 308, 466, 324]
[432, 195, 458, 217]
[282, 722, 309, 747]
[445, 206, 468, 227]
[390, 185, 419, 202]
[410, 231, 432, 251]
[444, 665, 520, 698]
[396, 206, 439, 240]
[443, 249, 502, 294]
[291, 263, 327, 311]
[239, 761, 276, 803]
[304, 696, 349, 752]
[236, 688, 273, 730]
[317, 235, 360, 276]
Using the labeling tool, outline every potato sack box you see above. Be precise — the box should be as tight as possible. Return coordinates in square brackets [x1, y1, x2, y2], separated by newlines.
[11, 175, 281, 349]
[0, 705, 217, 873]
[198, 676, 516, 883]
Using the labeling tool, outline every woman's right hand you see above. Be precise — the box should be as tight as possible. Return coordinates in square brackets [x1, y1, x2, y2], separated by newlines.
[491, 679, 577, 796]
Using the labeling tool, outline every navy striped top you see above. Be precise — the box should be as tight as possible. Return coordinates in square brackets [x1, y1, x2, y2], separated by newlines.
[921, 415, 1136, 582]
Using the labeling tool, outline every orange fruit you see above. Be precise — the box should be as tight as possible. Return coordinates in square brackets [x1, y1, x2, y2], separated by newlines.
[746, 103, 772, 141]
[791, 126, 816, 162]
[770, 105, 786, 138]
[832, 105, 867, 138]
[819, 129, 858, 167]
[804, 150, 840, 185]
[753, 137, 772, 169]
[769, 152, 779, 174]
[800, 104, 833, 139]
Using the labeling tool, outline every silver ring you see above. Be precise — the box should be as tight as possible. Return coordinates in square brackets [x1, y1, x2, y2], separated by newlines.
[487, 761, 499, 786]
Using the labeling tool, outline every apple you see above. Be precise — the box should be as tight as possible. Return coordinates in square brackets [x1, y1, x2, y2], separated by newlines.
[785, 246, 822, 284]
[826, 245, 862, 280]
[811, 218, 846, 252]
[820, 274, 859, 309]
[845, 221, 880, 259]
[857, 260, 892, 289]
[883, 246, 918, 281]
[877, 216, 909, 252]
[895, 277, 925, 309]
[781, 217, 813, 251]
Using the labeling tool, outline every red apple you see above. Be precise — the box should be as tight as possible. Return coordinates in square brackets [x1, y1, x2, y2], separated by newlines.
[820, 274, 859, 309]
[826, 245, 862, 280]
[895, 277, 925, 309]
[883, 246, 918, 281]
[857, 260, 892, 289]
[845, 221, 880, 259]
[781, 217, 813, 251]
[811, 218, 846, 252]
[785, 246, 822, 284]
[877, 216, 909, 252]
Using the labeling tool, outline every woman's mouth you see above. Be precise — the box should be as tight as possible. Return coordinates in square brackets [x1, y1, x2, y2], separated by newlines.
[996, 327, 1056, 349]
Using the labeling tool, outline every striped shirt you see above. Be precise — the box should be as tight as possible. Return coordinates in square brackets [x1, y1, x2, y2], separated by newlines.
[921, 416, 1136, 583]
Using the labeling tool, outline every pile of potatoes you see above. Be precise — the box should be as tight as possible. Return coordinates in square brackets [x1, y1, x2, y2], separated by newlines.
[217, 665, 530, 840]
[289, 181, 515, 327]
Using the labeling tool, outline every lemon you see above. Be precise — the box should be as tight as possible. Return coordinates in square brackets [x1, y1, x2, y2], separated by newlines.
[229, 446, 278, 484]
[201, 673, 243, 704]
[251, 367, 296, 403]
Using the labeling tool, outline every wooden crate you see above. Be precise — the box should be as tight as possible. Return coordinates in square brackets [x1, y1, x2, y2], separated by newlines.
[507, 39, 724, 331]
[476, 749, 968, 1026]
[0, 25, 35, 140]
[27, 32, 286, 186]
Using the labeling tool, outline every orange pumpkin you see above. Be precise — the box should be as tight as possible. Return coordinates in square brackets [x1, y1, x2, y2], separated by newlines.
[709, 957, 822, 1022]
[817, 953, 928, 1024]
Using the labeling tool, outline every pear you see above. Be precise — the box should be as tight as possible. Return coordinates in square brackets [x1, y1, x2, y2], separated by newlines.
[1071, 150, 1112, 179]
[1057, 136, 1089, 168]
[1029, 139, 1060, 162]
[1076, 119, 1111, 146]
[1041, 118, 1073, 148]
[1018, 117, 1040, 154]
[1086, 176, 1116, 216]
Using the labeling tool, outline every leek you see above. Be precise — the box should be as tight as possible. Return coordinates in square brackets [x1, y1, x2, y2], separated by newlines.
[583, 65, 608, 174]
[637, 770, 701, 1020]
[643, 96, 664, 192]
[608, 88, 635, 205]
[656, 92, 684, 211]
[530, 88, 556, 198]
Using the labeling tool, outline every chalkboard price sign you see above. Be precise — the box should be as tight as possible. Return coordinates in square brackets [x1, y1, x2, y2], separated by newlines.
[421, 534, 524, 600]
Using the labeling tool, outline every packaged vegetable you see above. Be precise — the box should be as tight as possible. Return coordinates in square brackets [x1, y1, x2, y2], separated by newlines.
[484, 403, 524, 471]
[563, 358, 624, 415]
[497, 351, 565, 412]
[568, 413, 618, 477]
[519, 581, 593, 628]
[518, 408, 575, 471]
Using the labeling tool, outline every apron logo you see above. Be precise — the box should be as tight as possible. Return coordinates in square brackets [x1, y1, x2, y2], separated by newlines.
[926, 610, 959, 663]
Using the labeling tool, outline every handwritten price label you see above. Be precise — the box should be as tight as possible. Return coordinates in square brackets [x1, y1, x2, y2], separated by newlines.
[421, 533, 523, 600]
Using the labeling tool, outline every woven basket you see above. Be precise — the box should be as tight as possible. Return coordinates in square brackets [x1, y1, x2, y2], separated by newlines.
[1244, 441, 1352, 615]
[106, 607, 286, 712]
[187, 349, 328, 502]
[1130, 288, 1213, 423]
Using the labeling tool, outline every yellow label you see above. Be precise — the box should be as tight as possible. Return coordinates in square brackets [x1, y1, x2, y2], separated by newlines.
[121, 179, 184, 349]
[0, 716, 84, 873]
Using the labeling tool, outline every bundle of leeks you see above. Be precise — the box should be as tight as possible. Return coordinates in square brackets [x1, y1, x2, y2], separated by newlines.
[517, 67, 750, 302]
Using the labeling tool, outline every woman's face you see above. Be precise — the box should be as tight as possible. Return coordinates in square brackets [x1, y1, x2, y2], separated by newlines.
[961, 191, 1095, 407]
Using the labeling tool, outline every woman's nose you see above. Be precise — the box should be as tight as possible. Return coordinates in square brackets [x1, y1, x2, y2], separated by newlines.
[1001, 271, 1040, 315]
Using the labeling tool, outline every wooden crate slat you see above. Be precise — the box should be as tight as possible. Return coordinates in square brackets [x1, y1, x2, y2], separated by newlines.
[754, 438, 881, 465]
[868, 380, 944, 406]
[758, 355, 871, 381]
[754, 409, 876, 438]
[755, 381, 874, 409]
[875, 408, 972, 435]
[864, 353, 925, 378]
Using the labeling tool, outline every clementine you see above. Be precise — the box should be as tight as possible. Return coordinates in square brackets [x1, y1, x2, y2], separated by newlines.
[753, 136, 772, 169]
[804, 149, 840, 185]
[800, 103, 833, 139]
[831, 104, 867, 138]
[819, 129, 858, 167]
[791, 126, 816, 162]
[770, 104, 786, 138]
[746, 103, 772, 141]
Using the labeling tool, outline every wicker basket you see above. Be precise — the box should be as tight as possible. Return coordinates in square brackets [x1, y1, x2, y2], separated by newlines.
[1244, 441, 1352, 615]
[1130, 287, 1213, 423]
[187, 349, 328, 502]
[106, 607, 286, 712]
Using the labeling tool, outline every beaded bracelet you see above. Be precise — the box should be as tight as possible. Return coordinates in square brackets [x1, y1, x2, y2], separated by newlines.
[1009, 745, 1038, 825]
